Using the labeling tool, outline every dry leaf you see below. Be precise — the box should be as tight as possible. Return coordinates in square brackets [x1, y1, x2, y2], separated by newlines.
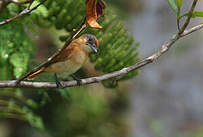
[96, 0, 105, 18]
[86, 0, 105, 29]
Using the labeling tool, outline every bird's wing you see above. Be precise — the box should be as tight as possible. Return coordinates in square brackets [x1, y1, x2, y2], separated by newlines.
[48, 43, 77, 65]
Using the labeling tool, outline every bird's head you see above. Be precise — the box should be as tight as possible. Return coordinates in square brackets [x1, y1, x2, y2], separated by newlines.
[81, 34, 99, 54]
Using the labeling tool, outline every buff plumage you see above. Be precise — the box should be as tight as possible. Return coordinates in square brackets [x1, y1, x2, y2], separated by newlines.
[27, 34, 99, 82]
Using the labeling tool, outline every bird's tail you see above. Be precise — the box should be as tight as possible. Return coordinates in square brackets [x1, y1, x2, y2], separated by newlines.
[26, 69, 44, 80]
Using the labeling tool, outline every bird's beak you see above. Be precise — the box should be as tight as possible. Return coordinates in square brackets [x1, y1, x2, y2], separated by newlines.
[90, 44, 98, 53]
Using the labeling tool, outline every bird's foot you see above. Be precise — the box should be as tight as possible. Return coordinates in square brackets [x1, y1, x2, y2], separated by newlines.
[56, 80, 63, 89]
[76, 79, 82, 86]
[71, 75, 82, 86]
[55, 73, 63, 88]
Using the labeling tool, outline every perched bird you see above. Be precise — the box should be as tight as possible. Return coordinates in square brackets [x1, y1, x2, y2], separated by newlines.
[27, 34, 99, 88]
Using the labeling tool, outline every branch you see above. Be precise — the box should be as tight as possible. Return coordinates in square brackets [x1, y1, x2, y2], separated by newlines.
[179, 0, 198, 34]
[11, 0, 30, 5]
[0, 0, 46, 26]
[0, 23, 202, 88]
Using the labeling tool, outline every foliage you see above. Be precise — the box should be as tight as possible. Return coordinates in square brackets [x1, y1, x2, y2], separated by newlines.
[184, 11, 203, 18]
[0, 20, 34, 79]
[45, 88, 129, 137]
[0, 0, 138, 134]
[168, 0, 182, 17]
[168, 0, 203, 19]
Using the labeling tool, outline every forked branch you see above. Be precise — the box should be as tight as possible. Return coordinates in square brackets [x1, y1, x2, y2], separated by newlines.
[0, 0, 46, 25]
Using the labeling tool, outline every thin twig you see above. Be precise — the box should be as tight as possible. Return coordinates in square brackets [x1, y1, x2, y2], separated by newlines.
[0, 0, 46, 26]
[11, 0, 30, 5]
[0, 23, 202, 88]
[177, 18, 181, 32]
[27, 0, 34, 10]
[179, 0, 198, 34]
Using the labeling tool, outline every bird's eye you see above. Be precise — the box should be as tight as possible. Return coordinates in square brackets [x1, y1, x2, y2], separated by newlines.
[89, 38, 93, 43]
[87, 38, 95, 45]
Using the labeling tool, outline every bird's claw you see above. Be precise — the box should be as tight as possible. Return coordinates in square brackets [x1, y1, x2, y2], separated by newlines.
[71, 75, 82, 86]
[55, 73, 63, 88]
[76, 79, 82, 86]
[56, 80, 63, 89]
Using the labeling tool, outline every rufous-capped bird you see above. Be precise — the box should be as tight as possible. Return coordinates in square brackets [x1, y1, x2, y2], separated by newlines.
[27, 34, 99, 88]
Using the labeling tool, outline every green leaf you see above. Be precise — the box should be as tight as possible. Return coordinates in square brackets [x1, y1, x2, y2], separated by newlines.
[9, 53, 29, 78]
[168, 0, 182, 16]
[176, 0, 183, 11]
[7, 3, 19, 16]
[168, 0, 178, 15]
[23, 109, 44, 130]
[191, 11, 203, 18]
[30, 0, 48, 18]
[183, 11, 203, 18]
[27, 114, 44, 130]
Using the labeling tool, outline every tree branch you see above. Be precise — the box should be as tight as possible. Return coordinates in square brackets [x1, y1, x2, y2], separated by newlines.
[0, 0, 46, 26]
[0, 23, 202, 88]
[11, 0, 30, 5]
[179, 0, 198, 34]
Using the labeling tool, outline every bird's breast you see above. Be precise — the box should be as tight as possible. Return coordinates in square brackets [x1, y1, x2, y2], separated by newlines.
[45, 51, 88, 75]
[72, 50, 87, 64]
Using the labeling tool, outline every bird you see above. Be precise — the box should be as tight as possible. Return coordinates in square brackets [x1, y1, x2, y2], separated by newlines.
[26, 34, 99, 88]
